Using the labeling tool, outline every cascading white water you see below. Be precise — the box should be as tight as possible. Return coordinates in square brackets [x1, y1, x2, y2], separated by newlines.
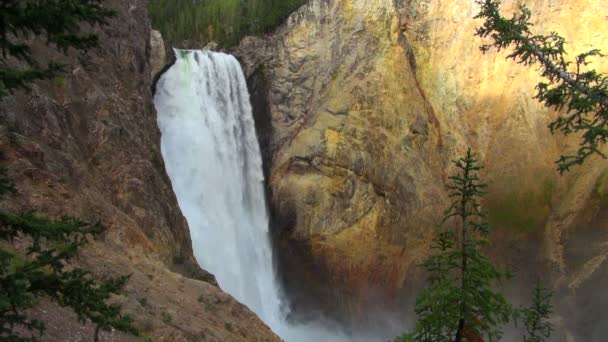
[153, 50, 351, 341]
[154, 49, 283, 327]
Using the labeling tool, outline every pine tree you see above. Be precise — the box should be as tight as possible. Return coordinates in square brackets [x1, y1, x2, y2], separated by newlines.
[475, 0, 608, 173]
[0, 0, 115, 96]
[0, 172, 139, 339]
[147, 0, 306, 48]
[521, 281, 554, 342]
[0, 167, 138, 341]
[398, 149, 512, 342]
[0, 1, 138, 340]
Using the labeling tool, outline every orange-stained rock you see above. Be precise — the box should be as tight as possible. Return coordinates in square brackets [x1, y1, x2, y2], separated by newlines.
[236, 0, 608, 337]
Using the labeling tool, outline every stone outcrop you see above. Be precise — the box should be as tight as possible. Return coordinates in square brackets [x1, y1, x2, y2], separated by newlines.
[236, 0, 608, 338]
[237, 0, 447, 330]
[237, 1, 447, 332]
[0, 1, 279, 341]
[150, 29, 167, 78]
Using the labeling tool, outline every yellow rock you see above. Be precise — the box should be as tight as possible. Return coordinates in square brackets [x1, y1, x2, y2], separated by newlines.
[237, 0, 608, 334]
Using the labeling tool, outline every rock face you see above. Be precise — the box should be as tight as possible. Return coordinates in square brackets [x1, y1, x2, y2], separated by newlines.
[150, 29, 167, 78]
[0, 1, 279, 341]
[238, 0, 447, 330]
[405, 2, 608, 339]
[236, 0, 608, 338]
[404, 2, 608, 339]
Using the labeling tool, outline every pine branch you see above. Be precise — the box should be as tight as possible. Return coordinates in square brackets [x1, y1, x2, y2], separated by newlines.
[0, 211, 138, 340]
[0, 0, 115, 97]
[521, 281, 554, 342]
[475, 0, 608, 172]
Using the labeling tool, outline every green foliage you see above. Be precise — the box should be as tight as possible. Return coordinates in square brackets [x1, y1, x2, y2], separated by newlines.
[161, 311, 173, 324]
[475, 0, 608, 173]
[0, 0, 115, 96]
[596, 170, 608, 201]
[0, 3, 138, 338]
[137, 297, 148, 308]
[0, 176, 138, 340]
[0, 168, 15, 196]
[52, 76, 65, 88]
[224, 322, 234, 332]
[147, 0, 307, 48]
[399, 149, 512, 342]
[520, 281, 554, 342]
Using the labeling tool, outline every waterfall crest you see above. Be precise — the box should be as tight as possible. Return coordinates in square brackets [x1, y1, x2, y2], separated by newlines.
[154, 50, 350, 341]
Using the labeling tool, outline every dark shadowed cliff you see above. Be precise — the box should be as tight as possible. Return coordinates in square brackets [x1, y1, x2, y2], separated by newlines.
[0, 1, 279, 341]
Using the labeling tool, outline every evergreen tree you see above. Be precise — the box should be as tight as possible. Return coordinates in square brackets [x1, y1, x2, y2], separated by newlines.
[475, 0, 608, 173]
[147, 0, 306, 48]
[0, 171, 139, 340]
[398, 149, 512, 342]
[0, 1, 137, 340]
[0, 0, 115, 96]
[521, 281, 554, 342]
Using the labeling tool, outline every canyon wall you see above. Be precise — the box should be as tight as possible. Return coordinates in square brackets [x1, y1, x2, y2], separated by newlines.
[0, 1, 278, 341]
[237, 0, 608, 338]
[405, 2, 608, 338]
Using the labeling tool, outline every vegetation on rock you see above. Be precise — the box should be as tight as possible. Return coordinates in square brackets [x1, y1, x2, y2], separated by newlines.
[147, 0, 307, 48]
[399, 149, 512, 342]
[0, 0, 115, 96]
[0, 1, 137, 340]
[521, 281, 554, 342]
[0, 171, 138, 341]
[475, 0, 608, 173]
[399, 151, 555, 342]
[485, 175, 554, 233]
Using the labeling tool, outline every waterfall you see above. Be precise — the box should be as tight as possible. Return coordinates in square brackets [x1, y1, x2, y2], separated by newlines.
[154, 49, 283, 327]
[153, 50, 350, 341]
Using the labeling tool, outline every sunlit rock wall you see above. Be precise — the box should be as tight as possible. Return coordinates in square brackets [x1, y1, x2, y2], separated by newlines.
[237, 0, 608, 338]
[239, 0, 446, 328]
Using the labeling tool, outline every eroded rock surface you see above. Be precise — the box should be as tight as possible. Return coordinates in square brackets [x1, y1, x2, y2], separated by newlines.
[236, 0, 608, 337]
[0, 1, 279, 341]
[237, 0, 447, 329]
[150, 29, 167, 78]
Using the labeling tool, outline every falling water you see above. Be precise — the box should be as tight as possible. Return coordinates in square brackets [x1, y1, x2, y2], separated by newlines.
[153, 50, 350, 341]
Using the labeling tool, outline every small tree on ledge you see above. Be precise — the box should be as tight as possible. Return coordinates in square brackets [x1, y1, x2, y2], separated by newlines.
[398, 149, 512, 342]
[521, 281, 554, 342]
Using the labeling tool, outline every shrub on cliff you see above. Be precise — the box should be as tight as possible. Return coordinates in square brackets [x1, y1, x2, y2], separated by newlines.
[475, 0, 608, 173]
[0, 0, 115, 96]
[521, 281, 554, 342]
[398, 149, 512, 342]
[0, 1, 138, 340]
[397, 150, 555, 342]
[0, 168, 138, 341]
